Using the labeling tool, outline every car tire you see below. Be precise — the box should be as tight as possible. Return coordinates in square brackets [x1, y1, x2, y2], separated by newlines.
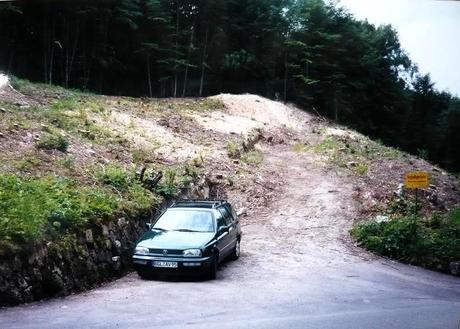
[207, 254, 218, 280]
[230, 239, 240, 261]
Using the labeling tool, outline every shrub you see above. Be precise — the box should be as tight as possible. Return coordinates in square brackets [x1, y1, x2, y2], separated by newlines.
[155, 168, 178, 198]
[226, 140, 240, 158]
[241, 150, 263, 165]
[95, 164, 132, 191]
[354, 163, 368, 175]
[36, 132, 69, 152]
[351, 209, 460, 272]
[121, 182, 160, 216]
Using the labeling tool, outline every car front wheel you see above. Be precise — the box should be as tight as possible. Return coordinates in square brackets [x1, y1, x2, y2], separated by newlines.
[230, 239, 240, 260]
[206, 254, 218, 280]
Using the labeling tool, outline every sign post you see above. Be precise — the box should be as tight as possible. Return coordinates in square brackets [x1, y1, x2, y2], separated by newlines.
[404, 171, 429, 218]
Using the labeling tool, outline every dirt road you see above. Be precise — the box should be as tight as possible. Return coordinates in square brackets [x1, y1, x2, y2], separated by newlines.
[1, 136, 459, 329]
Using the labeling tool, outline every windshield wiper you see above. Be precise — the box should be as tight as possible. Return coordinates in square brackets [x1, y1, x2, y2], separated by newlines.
[173, 229, 199, 232]
[152, 227, 168, 232]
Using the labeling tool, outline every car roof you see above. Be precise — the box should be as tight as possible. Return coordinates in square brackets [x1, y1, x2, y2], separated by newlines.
[170, 199, 229, 209]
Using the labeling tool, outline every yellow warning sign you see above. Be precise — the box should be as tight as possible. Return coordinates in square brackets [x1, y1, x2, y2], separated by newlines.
[404, 172, 429, 189]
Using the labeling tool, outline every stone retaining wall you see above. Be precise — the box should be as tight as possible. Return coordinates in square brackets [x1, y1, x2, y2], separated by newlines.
[0, 216, 145, 306]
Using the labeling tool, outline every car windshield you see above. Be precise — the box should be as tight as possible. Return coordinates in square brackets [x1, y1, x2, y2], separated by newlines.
[153, 209, 214, 233]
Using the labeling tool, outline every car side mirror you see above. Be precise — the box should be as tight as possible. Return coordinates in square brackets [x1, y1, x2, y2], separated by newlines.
[218, 226, 228, 235]
[145, 223, 152, 230]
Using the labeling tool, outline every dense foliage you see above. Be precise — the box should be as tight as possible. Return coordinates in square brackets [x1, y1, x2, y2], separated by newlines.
[0, 172, 157, 252]
[351, 209, 460, 273]
[1, 0, 459, 171]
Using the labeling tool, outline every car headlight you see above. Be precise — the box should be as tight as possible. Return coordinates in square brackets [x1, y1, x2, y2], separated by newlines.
[183, 249, 202, 257]
[135, 246, 149, 254]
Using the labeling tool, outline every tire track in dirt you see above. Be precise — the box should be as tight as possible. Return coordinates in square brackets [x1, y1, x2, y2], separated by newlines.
[222, 142, 373, 281]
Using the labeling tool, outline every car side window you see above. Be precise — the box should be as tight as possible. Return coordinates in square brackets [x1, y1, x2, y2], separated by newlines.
[218, 207, 232, 226]
[224, 204, 236, 222]
[215, 210, 226, 229]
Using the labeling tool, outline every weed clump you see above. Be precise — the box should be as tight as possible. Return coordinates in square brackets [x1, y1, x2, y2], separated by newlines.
[95, 164, 132, 191]
[36, 132, 69, 152]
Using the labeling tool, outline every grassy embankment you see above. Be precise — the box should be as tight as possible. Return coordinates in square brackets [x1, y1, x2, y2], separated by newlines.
[0, 78, 223, 255]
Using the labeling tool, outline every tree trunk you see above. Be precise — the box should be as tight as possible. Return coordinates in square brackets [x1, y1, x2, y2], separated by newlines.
[65, 21, 79, 89]
[182, 26, 194, 98]
[333, 88, 338, 122]
[43, 8, 49, 84]
[283, 50, 288, 102]
[199, 28, 209, 97]
[146, 54, 152, 98]
[173, 3, 180, 98]
[48, 18, 56, 85]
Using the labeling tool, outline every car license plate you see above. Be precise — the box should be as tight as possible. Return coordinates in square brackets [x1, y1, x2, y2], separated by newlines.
[153, 261, 178, 268]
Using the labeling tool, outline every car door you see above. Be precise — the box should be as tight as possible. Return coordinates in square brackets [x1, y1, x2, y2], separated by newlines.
[216, 208, 232, 260]
[216, 206, 236, 258]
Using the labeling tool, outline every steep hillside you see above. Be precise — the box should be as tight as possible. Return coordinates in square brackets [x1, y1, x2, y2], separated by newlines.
[0, 77, 459, 305]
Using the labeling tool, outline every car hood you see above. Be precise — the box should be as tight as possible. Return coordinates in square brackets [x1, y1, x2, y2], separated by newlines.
[136, 230, 215, 250]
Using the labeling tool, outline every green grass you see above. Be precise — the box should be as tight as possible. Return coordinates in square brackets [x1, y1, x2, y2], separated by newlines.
[15, 154, 41, 170]
[351, 209, 460, 272]
[36, 131, 69, 152]
[0, 171, 162, 253]
[309, 133, 406, 176]
[95, 164, 133, 191]
[226, 140, 241, 158]
[241, 150, 264, 165]
[0, 174, 118, 251]
[292, 143, 310, 153]
[58, 155, 76, 169]
[353, 162, 369, 176]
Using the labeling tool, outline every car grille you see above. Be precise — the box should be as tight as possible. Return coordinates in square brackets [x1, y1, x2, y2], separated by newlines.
[148, 248, 182, 256]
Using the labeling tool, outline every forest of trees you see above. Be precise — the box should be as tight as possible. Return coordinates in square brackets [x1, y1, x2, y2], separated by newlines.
[0, 0, 459, 172]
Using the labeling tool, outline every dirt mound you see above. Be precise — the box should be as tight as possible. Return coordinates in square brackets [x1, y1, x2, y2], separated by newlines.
[211, 93, 312, 131]
[0, 74, 38, 106]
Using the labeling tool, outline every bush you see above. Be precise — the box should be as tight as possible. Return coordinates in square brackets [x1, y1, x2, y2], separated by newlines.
[226, 140, 240, 158]
[241, 150, 264, 165]
[0, 174, 117, 250]
[121, 182, 160, 216]
[36, 132, 69, 152]
[95, 164, 132, 191]
[351, 209, 460, 272]
[154, 168, 179, 198]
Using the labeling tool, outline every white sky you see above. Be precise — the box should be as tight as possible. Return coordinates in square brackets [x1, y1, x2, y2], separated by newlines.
[338, 0, 460, 96]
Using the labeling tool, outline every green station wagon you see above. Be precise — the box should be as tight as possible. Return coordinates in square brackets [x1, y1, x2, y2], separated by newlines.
[132, 200, 242, 279]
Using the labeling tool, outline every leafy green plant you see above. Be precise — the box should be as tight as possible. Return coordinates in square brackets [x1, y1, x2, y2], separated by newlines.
[351, 209, 460, 272]
[15, 155, 41, 170]
[354, 163, 368, 176]
[36, 132, 69, 152]
[95, 164, 132, 191]
[226, 140, 240, 158]
[58, 155, 76, 169]
[155, 168, 179, 198]
[121, 182, 159, 216]
[241, 150, 263, 165]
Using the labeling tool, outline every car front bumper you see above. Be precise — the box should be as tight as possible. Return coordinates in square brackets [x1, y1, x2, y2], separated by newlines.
[132, 254, 213, 273]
